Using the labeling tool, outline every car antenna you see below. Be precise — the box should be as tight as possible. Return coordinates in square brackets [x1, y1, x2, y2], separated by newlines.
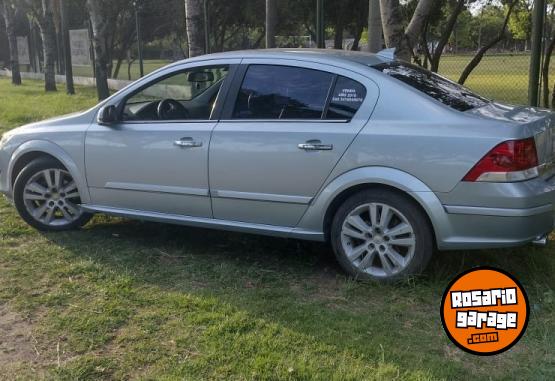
[376, 48, 396, 60]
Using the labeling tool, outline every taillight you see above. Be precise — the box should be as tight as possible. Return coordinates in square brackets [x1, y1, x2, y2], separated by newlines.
[463, 138, 539, 182]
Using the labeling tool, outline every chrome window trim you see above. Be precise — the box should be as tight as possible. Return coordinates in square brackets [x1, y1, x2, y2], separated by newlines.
[116, 119, 216, 125]
[218, 119, 349, 124]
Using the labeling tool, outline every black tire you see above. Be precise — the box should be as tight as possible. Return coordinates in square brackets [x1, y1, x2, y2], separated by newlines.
[13, 157, 92, 232]
[330, 189, 434, 282]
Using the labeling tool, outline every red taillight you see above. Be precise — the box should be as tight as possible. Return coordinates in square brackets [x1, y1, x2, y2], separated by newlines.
[463, 138, 539, 182]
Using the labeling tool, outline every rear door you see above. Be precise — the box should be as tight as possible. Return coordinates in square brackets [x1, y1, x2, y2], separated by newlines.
[209, 60, 379, 227]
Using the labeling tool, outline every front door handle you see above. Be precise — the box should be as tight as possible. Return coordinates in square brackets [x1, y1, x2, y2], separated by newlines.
[298, 140, 333, 151]
[174, 138, 203, 148]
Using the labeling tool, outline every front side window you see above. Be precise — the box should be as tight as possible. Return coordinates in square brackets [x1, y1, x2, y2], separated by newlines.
[233, 65, 334, 120]
[122, 65, 229, 121]
[371, 62, 488, 112]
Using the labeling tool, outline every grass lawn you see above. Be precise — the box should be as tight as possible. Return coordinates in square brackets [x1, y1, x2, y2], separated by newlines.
[438, 53, 554, 106]
[0, 78, 554, 380]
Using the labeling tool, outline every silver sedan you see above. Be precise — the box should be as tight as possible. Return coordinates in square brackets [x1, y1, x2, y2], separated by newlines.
[1, 49, 554, 281]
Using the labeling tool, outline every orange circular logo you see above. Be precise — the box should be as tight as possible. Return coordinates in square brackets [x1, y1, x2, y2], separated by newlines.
[440, 267, 529, 356]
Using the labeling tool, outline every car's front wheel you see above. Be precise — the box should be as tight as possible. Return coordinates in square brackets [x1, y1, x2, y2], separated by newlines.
[13, 158, 92, 231]
[331, 189, 433, 282]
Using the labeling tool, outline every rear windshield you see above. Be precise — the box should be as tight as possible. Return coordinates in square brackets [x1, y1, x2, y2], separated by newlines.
[371, 62, 489, 112]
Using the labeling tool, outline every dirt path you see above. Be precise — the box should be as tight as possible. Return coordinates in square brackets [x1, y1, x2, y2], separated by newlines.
[0, 303, 40, 368]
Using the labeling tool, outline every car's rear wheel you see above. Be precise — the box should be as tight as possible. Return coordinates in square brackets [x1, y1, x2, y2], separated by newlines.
[13, 158, 92, 231]
[330, 189, 433, 282]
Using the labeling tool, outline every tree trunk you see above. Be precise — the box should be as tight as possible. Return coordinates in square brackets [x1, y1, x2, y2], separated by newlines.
[542, 36, 555, 108]
[37, 0, 57, 91]
[404, 0, 434, 50]
[429, 0, 465, 73]
[60, 0, 74, 94]
[379, 0, 409, 59]
[351, 24, 364, 51]
[265, 0, 277, 48]
[334, 14, 344, 49]
[1, 0, 22, 85]
[86, 0, 110, 100]
[380, 0, 434, 61]
[367, 0, 382, 52]
[112, 55, 124, 79]
[458, 1, 516, 85]
[185, 0, 204, 57]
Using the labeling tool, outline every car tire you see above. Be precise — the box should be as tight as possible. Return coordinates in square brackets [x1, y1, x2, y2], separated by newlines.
[13, 158, 92, 232]
[330, 189, 434, 282]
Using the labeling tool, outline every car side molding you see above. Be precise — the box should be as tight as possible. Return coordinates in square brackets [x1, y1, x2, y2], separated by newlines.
[81, 204, 325, 241]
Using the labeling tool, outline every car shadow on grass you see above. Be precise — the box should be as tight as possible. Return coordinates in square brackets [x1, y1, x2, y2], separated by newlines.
[42, 216, 555, 379]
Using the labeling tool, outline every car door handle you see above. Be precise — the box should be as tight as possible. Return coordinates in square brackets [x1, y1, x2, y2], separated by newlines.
[298, 141, 333, 151]
[174, 138, 203, 148]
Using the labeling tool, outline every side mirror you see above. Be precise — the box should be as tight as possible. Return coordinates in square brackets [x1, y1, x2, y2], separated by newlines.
[97, 105, 119, 125]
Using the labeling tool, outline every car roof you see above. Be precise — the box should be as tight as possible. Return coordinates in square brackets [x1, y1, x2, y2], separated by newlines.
[180, 48, 392, 68]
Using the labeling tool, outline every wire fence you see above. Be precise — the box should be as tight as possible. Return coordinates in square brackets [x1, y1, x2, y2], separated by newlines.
[2, 1, 554, 107]
[437, 53, 545, 106]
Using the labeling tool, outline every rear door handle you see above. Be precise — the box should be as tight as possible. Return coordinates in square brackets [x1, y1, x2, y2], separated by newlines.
[174, 138, 203, 148]
[298, 140, 333, 151]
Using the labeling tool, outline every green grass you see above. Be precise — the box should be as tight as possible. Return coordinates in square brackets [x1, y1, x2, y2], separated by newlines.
[0, 78, 555, 380]
[437, 53, 553, 106]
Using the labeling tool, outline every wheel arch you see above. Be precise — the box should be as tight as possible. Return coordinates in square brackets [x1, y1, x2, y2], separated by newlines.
[8, 140, 91, 203]
[298, 167, 452, 247]
[322, 183, 436, 245]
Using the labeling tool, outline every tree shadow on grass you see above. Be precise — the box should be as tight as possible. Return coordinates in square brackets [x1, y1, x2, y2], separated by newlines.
[42, 216, 555, 379]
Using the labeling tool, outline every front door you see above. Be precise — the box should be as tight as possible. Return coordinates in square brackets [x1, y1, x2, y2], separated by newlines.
[209, 61, 378, 227]
[85, 63, 234, 218]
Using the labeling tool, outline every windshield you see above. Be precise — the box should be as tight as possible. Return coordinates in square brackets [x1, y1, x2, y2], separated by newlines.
[371, 62, 489, 112]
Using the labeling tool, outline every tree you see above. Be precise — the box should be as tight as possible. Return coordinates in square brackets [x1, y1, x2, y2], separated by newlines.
[379, 0, 435, 61]
[458, 1, 517, 85]
[37, 0, 57, 91]
[428, 0, 466, 72]
[345, 0, 368, 50]
[25, 0, 58, 91]
[543, 35, 555, 107]
[185, 0, 204, 57]
[367, 0, 382, 52]
[508, 0, 532, 49]
[265, 0, 277, 48]
[86, 0, 112, 100]
[0, 0, 22, 85]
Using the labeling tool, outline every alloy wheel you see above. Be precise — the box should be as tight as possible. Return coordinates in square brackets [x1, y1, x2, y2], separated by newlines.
[22, 168, 83, 227]
[340, 202, 416, 278]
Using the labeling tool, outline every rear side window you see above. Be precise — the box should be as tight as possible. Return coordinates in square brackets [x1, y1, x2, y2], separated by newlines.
[371, 62, 488, 112]
[233, 65, 334, 119]
[327, 76, 367, 120]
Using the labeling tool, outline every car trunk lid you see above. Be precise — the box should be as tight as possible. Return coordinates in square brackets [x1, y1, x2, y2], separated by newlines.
[466, 102, 555, 178]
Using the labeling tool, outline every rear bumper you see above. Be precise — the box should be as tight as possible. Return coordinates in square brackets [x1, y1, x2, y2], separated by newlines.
[434, 176, 555, 250]
[438, 204, 553, 250]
